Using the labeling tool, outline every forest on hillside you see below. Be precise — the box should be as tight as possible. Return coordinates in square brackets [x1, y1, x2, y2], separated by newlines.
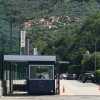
[1, 0, 100, 74]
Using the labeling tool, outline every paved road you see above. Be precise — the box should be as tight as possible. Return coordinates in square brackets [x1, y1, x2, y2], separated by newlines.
[1, 80, 100, 100]
[60, 80, 100, 95]
[0, 96, 100, 100]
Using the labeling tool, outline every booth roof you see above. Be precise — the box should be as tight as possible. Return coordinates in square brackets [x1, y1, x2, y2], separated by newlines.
[4, 55, 56, 62]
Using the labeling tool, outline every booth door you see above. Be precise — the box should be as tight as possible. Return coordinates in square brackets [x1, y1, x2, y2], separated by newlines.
[27, 65, 55, 95]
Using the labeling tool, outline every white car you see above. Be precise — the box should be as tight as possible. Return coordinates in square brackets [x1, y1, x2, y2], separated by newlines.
[60, 73, 67, 80]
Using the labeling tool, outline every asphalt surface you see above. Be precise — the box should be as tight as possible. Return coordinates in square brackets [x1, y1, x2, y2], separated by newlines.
[0, 96, 100, 100]
[1, 80, 100, 100]
[60, 80, 100, 95]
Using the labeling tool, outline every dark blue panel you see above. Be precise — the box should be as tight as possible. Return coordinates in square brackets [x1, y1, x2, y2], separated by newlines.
[27, 80, 55, 95]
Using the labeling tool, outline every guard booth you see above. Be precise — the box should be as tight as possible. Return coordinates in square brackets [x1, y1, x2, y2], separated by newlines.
[3, 55, 56, 95]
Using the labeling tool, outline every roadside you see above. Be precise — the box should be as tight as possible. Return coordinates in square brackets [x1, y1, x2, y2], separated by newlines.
[60, 80, 100, 95]
[0, 95, 100, 100]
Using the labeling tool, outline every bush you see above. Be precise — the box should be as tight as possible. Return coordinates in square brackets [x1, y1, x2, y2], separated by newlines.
[91, 52, 100, 70]
[82, 52, 100, 72]
[96, 70, 100, 77]
[67, 65, 81, 74]
[96, 70, 100, 83]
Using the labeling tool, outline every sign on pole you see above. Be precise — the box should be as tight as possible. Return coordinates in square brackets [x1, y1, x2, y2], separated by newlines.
[33, 48, 38, 55]
[21, 31, 26, 47]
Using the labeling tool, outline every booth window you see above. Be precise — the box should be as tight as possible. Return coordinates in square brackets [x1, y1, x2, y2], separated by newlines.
[29, 65, 54, 80]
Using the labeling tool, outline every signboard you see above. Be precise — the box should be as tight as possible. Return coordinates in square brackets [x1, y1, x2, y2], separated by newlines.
[33, 48, 38, 55]
[21, 31, 26, 47]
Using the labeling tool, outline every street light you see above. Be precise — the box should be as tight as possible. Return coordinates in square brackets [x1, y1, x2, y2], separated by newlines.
[94, 40, 97, 73]
[0, 17, 10, 96]
[0, 16, 13, 95]
[0, 16, 13, 53]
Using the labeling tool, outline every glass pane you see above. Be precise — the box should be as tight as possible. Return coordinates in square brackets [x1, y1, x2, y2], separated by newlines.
[29, 65, 54, 80]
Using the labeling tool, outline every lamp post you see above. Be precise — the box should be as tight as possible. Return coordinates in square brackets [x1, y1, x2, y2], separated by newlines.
[94, 40, 96, 73]
[9, 18, 13, 54]
[0, 17, 9, 96]
[0, 31, 4, 80]
[0, 32, 4, 96]
[9, 17, 13, 95]
[0, 16, 13, 95]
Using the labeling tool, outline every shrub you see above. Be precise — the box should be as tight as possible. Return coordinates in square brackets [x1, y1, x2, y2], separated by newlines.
[96, 70, 100, 83]
[67, 65, 81, 74]
[96, 70, 100, 77]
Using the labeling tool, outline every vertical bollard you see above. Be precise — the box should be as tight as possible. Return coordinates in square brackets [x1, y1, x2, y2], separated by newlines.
[62, 85, 65, 93]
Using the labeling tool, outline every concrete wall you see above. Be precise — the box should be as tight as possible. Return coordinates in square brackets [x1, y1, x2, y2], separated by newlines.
[0, 80, 10, 96]
[6, 80, 10, 95]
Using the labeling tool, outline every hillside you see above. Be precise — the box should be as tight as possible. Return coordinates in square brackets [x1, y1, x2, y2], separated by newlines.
[0, 0, 100, 57]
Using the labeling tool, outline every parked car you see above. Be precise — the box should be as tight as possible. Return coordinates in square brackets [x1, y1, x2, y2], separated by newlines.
[79, 71, 96, 83]
[60, 73, 67, 80]
[67, 73, 77, 80]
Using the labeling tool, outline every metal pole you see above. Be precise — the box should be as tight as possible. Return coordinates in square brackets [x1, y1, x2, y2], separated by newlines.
[1, 54, 4, 96]
[1, 30, 4, 96]
[9, 19, 13, 95]
[27, 39, 30, 55]
[94, 41, 96, 72]
[1, 36, 4, 79]
[19, 26, 21, 55]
